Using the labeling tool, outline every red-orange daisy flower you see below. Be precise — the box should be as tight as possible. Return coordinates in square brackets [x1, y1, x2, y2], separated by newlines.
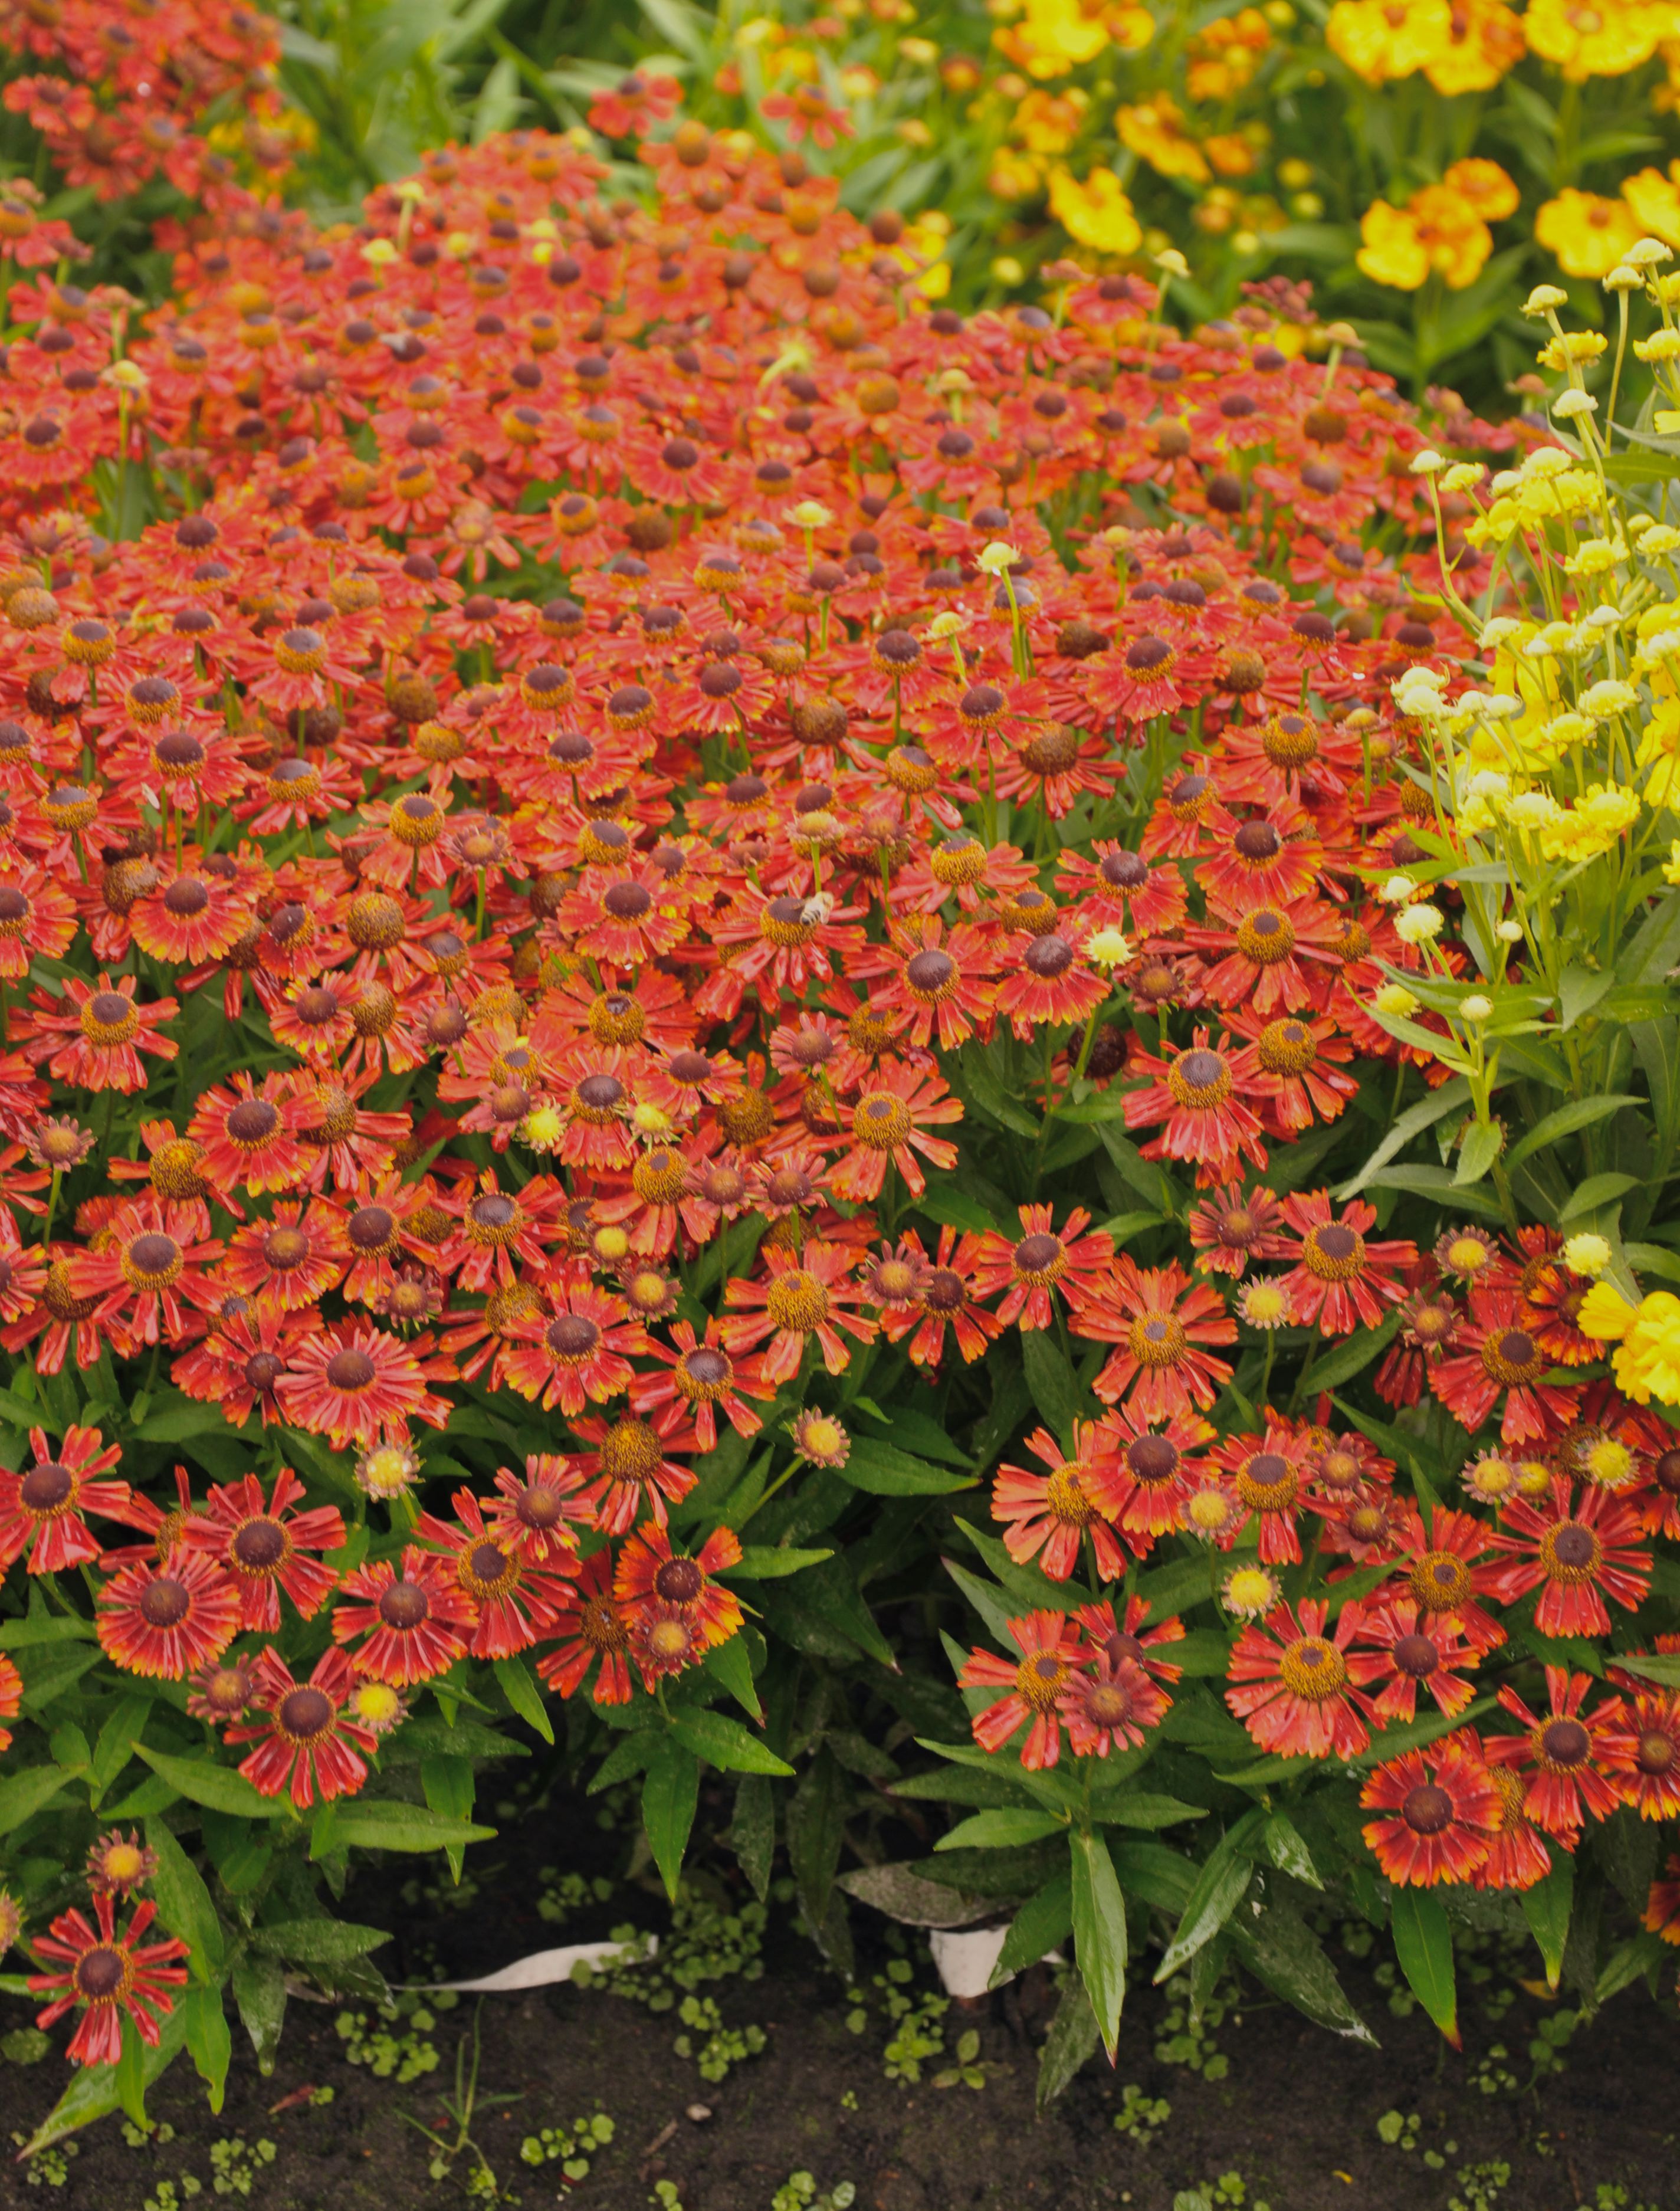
[1487, 1476, 1650, 1639]
[0, 1422, 129, 1573]
[1359, 1737, 1499, 1887]
[1225, 1597, 1375, 1760]
[721, 1238, 877, 1383]
[330, 1546, 478, 1685]
[1277, 1192, 1415, 1335]
[1484, 1666, 1622, 1841]
[179, 1467, 346, 1632]
[959, 1609, 1088, 1772]
[96, 1550, 241, 1679]
[615, 1523, 744, 1684]
[1078, 1256, 1236, 1420]
[28, 1894, 188, 2067]
[992, 1421, 1130, 1582]
[225, 1646, 378, 1808]
[535, 1551, 635, 1707]
[969, 1202, 1114, 1333]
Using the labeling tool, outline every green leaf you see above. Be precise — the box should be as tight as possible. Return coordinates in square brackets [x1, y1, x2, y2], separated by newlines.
[1609, 1651, 1680, 1688]
[1020, 1329, 1089, 1454]
[1070, 1828, 1128, 2061]
[493, 1655, 553, 1746]
[642, 1737, 700, 1900]
[721, 1545, 833, 1579]
[1505, 1094, 1642, 1173]
[1154, 1811, 1263, 1983]
[22, 2000, 186, 2156]
[1036, 1976, 1100, 2110]
[1087, 1792, 1206, 1830]
[936, 1808, 1065, 1851]
[326, 1800, 496, 1855]
[956, 1041, 1040, 1136]
[942, 1556, 1020, 1649]
[133, 1746, 287, 1822]
[841, 1437, 974, 1494]
[231, 1951, 286, 2077]
[422, 1754, 477, 1884]
[837, 1861, 998, 1927]
[145, 1820, 224, 1982]
[1336, 1078, 1471, 1200]
[1361, 1164, 1504, 1221]
[182, 1985, 232, 2115]
[1558, 1173, 1640, 1223]
[1229, 1882, 1373, 2042]
[701, 1631, 764, 1722]
[381, 1716, 529, 1764]
[915, 1184, 998, 1236]
[729, 1773, 776, 1903]
[0, 1613, 96, 1650]
[1390, 1889, 1458, 2045]
[1262, 1811, 1323, 1890]
[589, 1728, 660, 1795]
[788, 1744, 847, 1933]
[992, 1871, 1074, 1987]
[250, 1918, 392, 1965]
[115, 2013, 150, 2132]
[670, 1708, 795, 1776]
[1453, 1121, 1502, 1187]
[0, 1765, 74, 1836]
[90, 1695, 152, 1799]
[1301, 1309, 1400, 1392]
[1521, 1853, 1574, 1991]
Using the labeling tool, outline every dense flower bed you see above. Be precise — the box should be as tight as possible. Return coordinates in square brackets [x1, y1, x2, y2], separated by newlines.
[4, 87, 1680, 2142]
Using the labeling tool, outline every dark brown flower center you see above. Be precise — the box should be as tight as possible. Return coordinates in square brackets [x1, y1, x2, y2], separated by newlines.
[1541, 1718, 1590, 1767]
[139, 1577, 191, 1628]
[654, 1557, 706, 1603]
[1402, 1784, 1453, 1835]
[20, 1461, 73, 1512]
[232, 1518, 286, 1570]
[324, 1347, 377, 1391]
[279, 1687, 334, 1738]
[379, 1580, 431, 1630]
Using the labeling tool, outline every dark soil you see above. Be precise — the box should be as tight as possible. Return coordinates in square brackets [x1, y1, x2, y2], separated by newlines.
[0, 1796, 1671, 2211]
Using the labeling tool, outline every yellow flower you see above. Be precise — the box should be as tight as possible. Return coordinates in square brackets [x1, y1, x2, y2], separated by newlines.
[1537, 782, 1641, 861]
[1356, 188, 1494, 291]
[1187, 12, 1272, 98]
[1579, 1281, 1638, 1341]
[1117, 97, 1210, 185]
[1443, 157, 1520, 220]
[901, 214, 951, 300]
[1635, 697, 1680, 802]
[1535, 188, 1643, 277]
[1602, 1291, 1680, 1406]
[987, 149, 1044, 199]
[1424, 0, 1526, 90]
[996, 0, 1144, 77]
[1524, 0, 1663, 78]
[1535, 327, 1609, 370]
[1048, 165, 1143, 256]
[1205, 132, 1261, 178]
[1013, 88, 1087, 156]
[1327, 0, 1451, 83]
[1623, 160, 1680, 247]
[1357, 199, 1431, 289]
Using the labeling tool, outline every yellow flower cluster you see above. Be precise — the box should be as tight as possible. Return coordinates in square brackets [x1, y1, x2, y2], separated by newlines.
[1580, 1284, 1680, 1403]
[1328, 0, 1523, 91]
[1047, 163, 1142, 254]
[992, 0, 1153, 79]
[1355, 158, 1518, 290]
